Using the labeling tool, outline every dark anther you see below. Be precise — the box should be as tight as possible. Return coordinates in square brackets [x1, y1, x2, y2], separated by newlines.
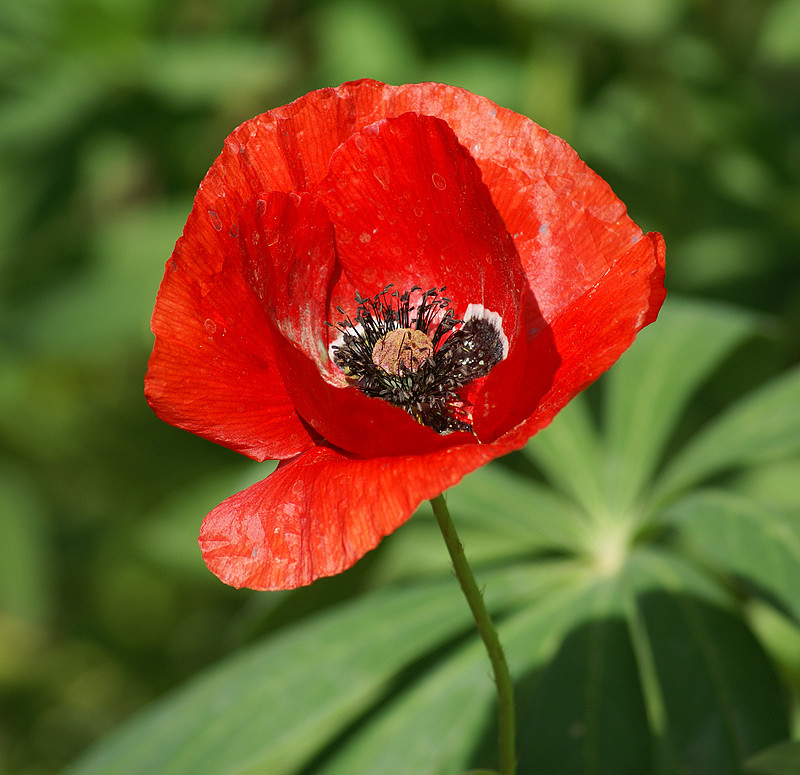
[330, 286, 505, 435]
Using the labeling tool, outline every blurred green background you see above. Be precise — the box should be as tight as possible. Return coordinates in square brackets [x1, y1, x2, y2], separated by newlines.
[1, 0, 799, 772]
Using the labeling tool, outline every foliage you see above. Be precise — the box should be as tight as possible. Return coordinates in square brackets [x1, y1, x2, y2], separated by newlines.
[63, 299, 800, 774]
[1, 0, 799, 773]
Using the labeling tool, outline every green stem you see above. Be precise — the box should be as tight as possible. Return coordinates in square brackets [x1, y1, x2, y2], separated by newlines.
[430, 494, 516, 775]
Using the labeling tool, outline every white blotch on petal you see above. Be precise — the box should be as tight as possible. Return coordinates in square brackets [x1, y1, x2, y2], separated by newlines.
[463, 303, 509, 359]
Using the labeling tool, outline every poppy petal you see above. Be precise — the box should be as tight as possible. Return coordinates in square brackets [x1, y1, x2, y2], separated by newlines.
[342, 81, 646, 323]
[198, 442, 500, 590]
[502, 231, 667, 437]
[317, 113, 526, 315]
[317, 112, 536, 441]
[237, 190, 462, 458]
[195, 78, 647, 335]
[212, 80, 643, 329]
[145, 198, 316, 461]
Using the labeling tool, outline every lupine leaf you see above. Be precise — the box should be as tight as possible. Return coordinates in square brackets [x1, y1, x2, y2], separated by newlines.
[522, 393, 606, 516]
[624, 550, 790, 774]
[376, 463, 587, 584]
[652, 365, 800, 506]
[320, 566, 600, 775]
[662, 489, 800, 623]
[745, 741, 800, 775]
[65, 582, 480, 775]
[603, 298, 761, 514]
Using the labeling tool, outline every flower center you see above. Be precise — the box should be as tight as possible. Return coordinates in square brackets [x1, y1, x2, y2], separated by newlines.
[329, 285, 507, 435]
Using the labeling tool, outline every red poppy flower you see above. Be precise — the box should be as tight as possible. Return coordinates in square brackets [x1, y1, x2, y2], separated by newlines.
[145, 79, 665, 591]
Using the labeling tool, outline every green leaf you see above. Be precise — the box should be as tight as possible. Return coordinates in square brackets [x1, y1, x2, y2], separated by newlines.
[604, 298, 761, 514]
[516, 578, 652, 775]
[758, 0, 800, 65]
[24, 202, 187, 355]
[316, 0, 418, 85]
[653, 365, 800, 506]
[320, 567, 601, 775]
[523, 393, 607, 517]
[140, 40, 297, 108]
[316, 637, 497, 775]
[65, 582, 477, 775]
[377, 463, 587, 584]
[0, 60, 105, 151]
[0, 468, 51, 624]
[501, 0, 685, 39]
[663, 490, 800, 623]
[636, 587, 789, 773]
[65, 559, 567, 775]
[745, 741, 800, 775]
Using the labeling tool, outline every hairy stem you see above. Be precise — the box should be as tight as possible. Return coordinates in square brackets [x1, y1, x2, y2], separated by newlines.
[430, 493, 516, 775]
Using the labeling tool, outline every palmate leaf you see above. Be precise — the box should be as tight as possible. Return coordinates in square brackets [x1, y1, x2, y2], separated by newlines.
[68, 298, 798, 775]
[518, 548, 788, 775]
[623, 550, 789, 775]
[525, 297, 762, 518]
[602, 298, 762, 514]
[652, 364, 800, 507]
[374, 464, 588, 585]
[745, 741, 800, 775]
[65, 581, 478, 775]
[662, 490, 800, 623]
[522, 393, 607, 516]
[318, 569, 600, 775]
[64, 561, 572, 775]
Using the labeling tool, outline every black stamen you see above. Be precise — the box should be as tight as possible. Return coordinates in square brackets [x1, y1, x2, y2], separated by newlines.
[330, 287, 505, 435]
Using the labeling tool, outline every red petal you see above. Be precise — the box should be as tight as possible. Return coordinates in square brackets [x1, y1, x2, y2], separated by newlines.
[317, 113, 526, 313]
[318, 112, 536, 441]
[237, 191, 460, 458]
[197, 77, 648, 335]
[199, 233, 665, 591]
[340, 81, 647, 324]
[145, 199, 315, 461]
[502, 231, 667, 437]
[239, 192, 336, 366]
[199, 442, 500, 590]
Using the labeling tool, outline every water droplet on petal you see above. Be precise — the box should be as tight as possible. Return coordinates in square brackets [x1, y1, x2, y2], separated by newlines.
[208, 211, 222, 231]
[431, 172, 446, 190]
[256, 199, 266, 217]
[204, 318, 217, 334]
[373, 166, 390, 190]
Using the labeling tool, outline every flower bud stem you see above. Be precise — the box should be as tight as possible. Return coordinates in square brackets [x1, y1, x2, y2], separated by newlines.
[430, 494, 516, 775]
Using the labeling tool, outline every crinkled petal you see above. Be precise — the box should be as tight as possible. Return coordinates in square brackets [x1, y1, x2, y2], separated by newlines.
[338, 80, 646, 324]
[199, 233, 665, 591]
[221, 79, 645, 325]
[317, 113, 526, 315]
[145, 204, 315, 460]
[318, 112, 536, 442]
[237, 190, 460, 457]
[502, 231, 667, 437]
[199, 442, 500, 590]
